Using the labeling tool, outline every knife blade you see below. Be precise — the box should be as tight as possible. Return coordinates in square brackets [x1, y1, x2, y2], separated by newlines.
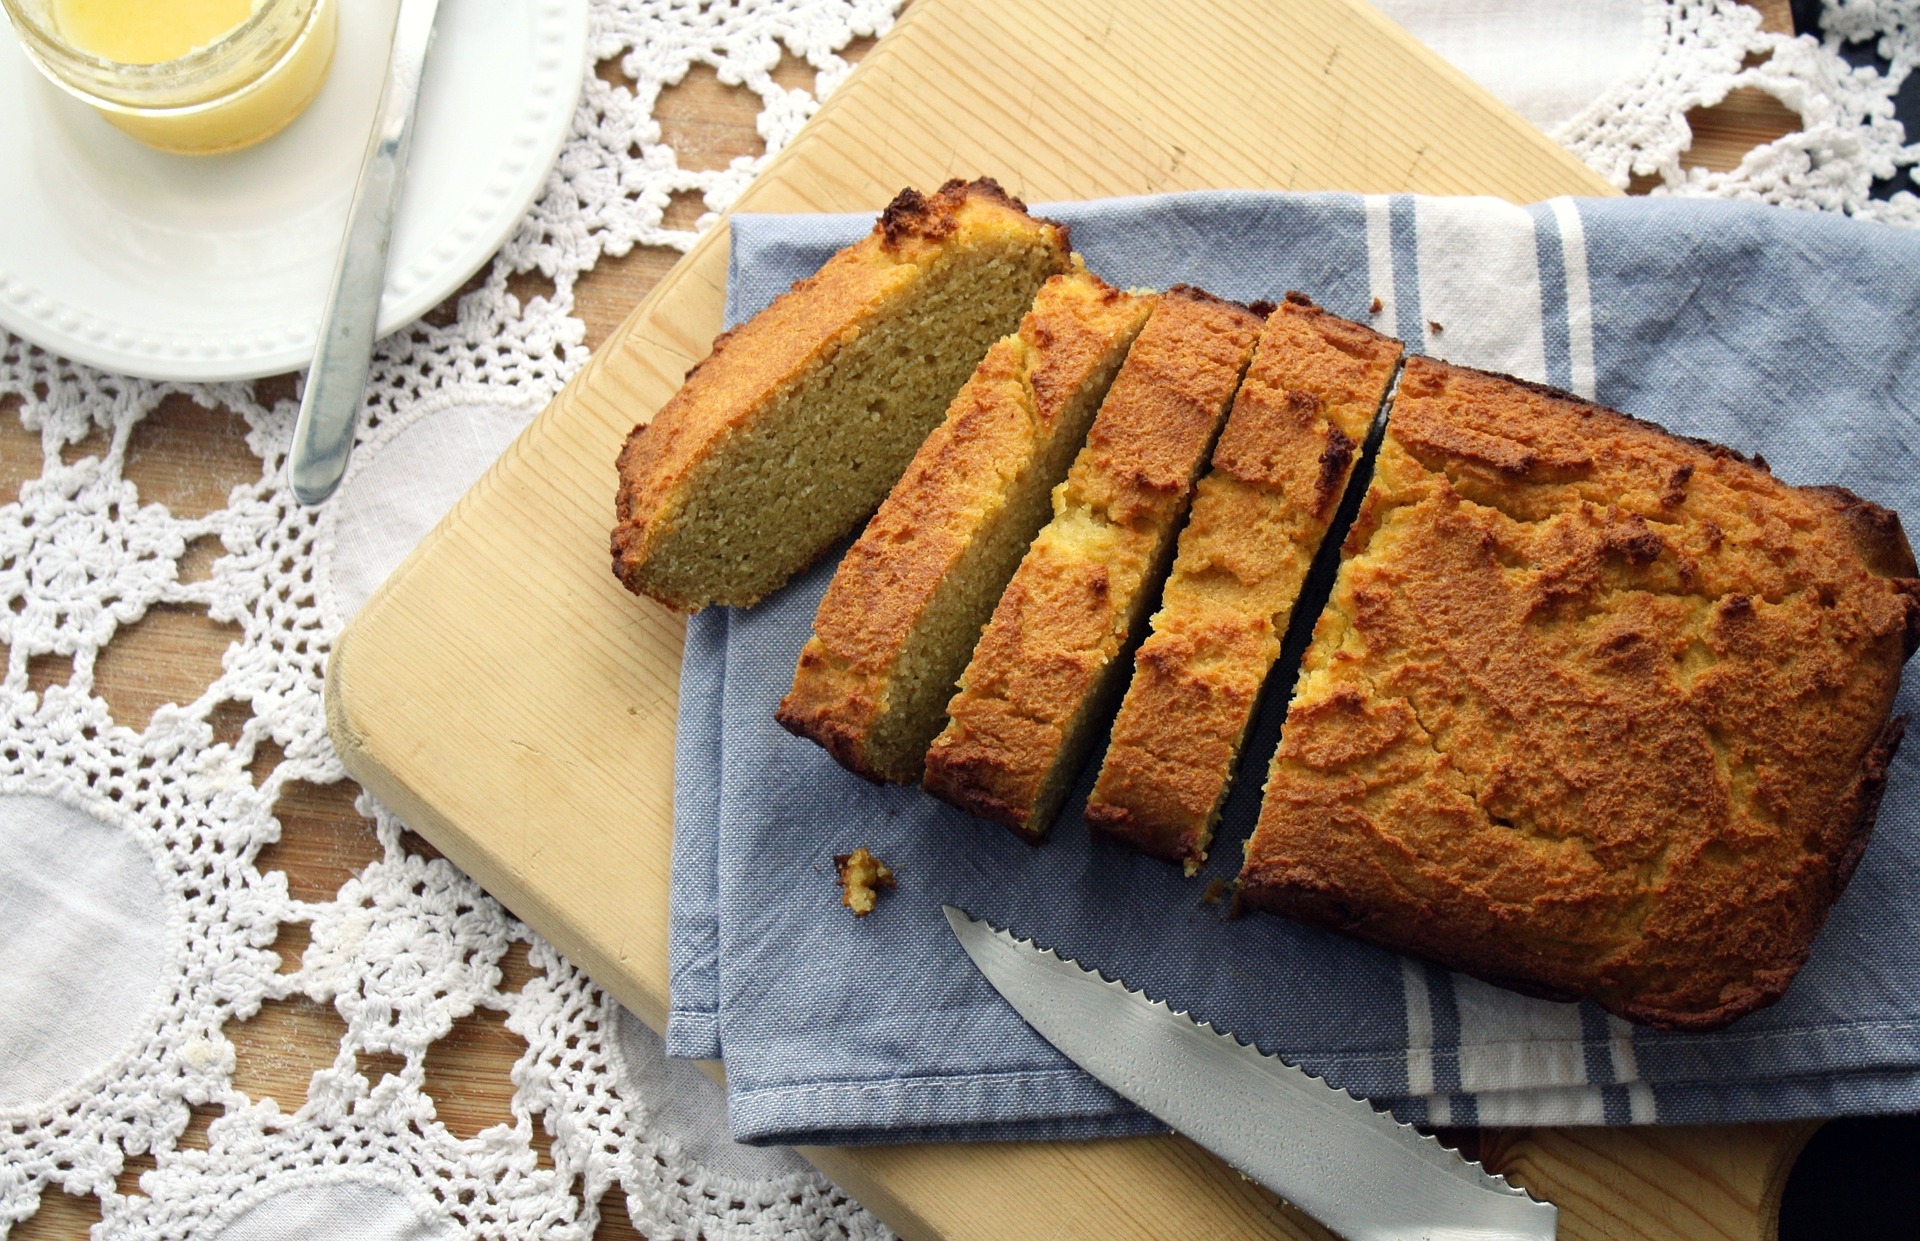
[943, 905, 1557, 1241]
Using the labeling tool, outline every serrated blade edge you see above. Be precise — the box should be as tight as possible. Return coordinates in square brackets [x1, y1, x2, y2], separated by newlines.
[944, 905, 1558, 1241]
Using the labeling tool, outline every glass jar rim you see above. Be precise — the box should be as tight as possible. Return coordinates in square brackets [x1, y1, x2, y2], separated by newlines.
[5, 0, 290, 88]
[3, 0, 320, 110]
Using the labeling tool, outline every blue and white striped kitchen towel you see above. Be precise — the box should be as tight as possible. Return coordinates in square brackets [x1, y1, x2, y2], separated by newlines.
[666, 191, 1920, 1145]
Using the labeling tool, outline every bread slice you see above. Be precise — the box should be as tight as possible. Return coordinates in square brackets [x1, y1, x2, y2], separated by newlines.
[1085, 294, 1403, 871]
[1241, 356, 1920, 1030]
[610, 178, 1072, 612]
[922, 287, 1266, 838]
[777, 270, 1157, 784]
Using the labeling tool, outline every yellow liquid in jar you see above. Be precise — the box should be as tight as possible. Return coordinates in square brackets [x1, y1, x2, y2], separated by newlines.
[49, 0, 338, 154]
[51, 0, 255, 64]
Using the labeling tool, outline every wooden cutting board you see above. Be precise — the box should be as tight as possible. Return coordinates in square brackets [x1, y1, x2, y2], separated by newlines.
[326, 1, 1813, 1237]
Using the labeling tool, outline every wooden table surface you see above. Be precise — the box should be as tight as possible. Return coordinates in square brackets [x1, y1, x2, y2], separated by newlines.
[2, 3, 1814, 1237]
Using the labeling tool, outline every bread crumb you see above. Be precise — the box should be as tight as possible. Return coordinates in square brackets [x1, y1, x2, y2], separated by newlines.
[834, 847, 896, 916]
[1201, 878, 1232, 905]
[1427, 319, 1444, 335]
[1369, 296, 1383, 315]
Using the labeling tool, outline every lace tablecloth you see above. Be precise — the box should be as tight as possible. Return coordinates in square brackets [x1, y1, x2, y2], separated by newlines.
[3, 2, 1917, 1237]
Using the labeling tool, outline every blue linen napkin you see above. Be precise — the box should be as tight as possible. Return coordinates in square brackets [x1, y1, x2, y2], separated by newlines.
[666, 191, 1920, 1144]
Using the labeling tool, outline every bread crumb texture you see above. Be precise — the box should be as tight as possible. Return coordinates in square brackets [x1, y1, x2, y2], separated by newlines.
[611, 178, 1071, 612]
[1087, 294, 1403, 869]
[1241, 355, 1920, 1030]
[778, 270, 1156, 784]
[835, 847, 896, 916]
[924, 286, 1265, 839]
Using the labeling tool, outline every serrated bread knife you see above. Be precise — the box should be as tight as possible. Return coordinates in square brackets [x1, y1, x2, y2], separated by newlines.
[943, 906, 1557, 1241]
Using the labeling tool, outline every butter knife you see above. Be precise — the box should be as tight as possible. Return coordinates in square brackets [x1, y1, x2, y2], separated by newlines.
[943, 906, 1558, 1241]
[288, 0, 443, 506]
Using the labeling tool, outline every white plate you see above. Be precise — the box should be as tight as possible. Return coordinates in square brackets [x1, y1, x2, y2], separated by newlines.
[0, 0, 588, 381]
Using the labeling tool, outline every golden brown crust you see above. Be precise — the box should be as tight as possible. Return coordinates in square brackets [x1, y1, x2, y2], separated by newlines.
[923, 287, 1265, 836]
[1805, 485, 1920, 600]
[1241, 355, 1920, 1030]
[1828, 714, 1904, 899]
[1087, 295, 1403, 866]
[1208, 293, 1389, 518]
[777, 271, 1156, 783]
[878, 177, 1064, 249]
[609, 179, 1069, 612]
[922, 552, 1126, 833]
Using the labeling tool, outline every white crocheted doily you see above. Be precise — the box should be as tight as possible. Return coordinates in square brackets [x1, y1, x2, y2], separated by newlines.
[1553, 0, 1920, 224]
[1, 1, 1914, 1236]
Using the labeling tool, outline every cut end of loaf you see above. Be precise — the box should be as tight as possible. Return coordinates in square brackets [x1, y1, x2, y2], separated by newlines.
[610, 179, 1072, 613]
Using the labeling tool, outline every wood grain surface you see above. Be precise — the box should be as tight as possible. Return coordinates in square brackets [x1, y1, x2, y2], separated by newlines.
[3, 1, 1815, 1238]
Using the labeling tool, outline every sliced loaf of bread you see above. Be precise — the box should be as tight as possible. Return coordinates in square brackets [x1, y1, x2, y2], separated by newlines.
[922, 286, 1266, 838]
[1085, 293, 1403, 870]
[611, 178, 1071, 612]
[777, 270, 1157, 784]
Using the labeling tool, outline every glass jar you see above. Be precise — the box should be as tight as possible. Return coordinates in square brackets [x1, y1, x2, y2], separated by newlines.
[2, 0, 337, 155]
